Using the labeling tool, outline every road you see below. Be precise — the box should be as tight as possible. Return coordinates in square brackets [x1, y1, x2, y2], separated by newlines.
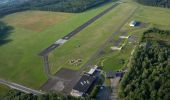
[0, 79, 44, 95]
[39, 2, 120, 56]
[110, 77, 121, 100]
[42, 56, 70, 81]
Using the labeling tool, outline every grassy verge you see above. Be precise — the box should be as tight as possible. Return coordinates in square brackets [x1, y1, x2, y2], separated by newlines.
[0, 85, 9, 97]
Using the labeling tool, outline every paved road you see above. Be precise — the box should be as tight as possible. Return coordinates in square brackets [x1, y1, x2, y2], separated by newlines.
[39, 2, 119, 56]
[42, 56, 71, 81]
[0, 79, 44, 95]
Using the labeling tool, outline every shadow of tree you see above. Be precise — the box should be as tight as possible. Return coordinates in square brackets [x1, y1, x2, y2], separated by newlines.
[0, 21, 13, 46]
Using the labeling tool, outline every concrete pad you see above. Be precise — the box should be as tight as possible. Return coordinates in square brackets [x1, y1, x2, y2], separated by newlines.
[54, 39, 67, 45]
[110, 47, 122, 50]
[119, 36, 129, 39]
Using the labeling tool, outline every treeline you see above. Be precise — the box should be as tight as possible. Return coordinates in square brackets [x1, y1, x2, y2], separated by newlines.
[0, 0, 112, 16]
[0, 21, 13, 45]
[136, 0, 170, 8]
[1, 90, 92, 100]
[119, 28, 170, 100]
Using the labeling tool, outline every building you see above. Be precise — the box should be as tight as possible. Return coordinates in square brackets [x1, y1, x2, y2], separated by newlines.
[129, 20, 138, 27]
[70, 74, 96, 97]
[87, 66, 98, 75]
[106, 71, 115, 78]
[115, 71, 124, 77]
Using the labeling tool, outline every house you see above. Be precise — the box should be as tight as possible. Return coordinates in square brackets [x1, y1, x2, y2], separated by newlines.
[115, 71, 124, 77]
[106, 71, 115, 78]
[70, 74, 96, 97]
[129, 20, 138, 27]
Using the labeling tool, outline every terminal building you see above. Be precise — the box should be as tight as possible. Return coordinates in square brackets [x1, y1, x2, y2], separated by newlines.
[70, 74, 96, 97]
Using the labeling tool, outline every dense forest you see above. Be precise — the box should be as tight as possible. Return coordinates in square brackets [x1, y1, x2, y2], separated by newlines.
[136, 0, 170, 8]
[0, 0, 112, 16]
[119, 28, 170, 100]
[0, 90, 91, 100]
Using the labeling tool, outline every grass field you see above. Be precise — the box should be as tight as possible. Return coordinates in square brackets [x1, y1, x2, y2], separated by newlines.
[48, 3, 137, 74]
[0, 85, 9, 97]
[2, 11, 73, 32]
[92, 0, 170, 72]
[0, 1, 116, 88]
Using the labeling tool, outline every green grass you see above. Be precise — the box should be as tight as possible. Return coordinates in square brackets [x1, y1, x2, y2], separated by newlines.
[0, 1, 117, 88]
[0, 0, 170, 89]
[133, 6, 170, 27]
[2, 11, 73, 32]
[100, 0, 170, 72]
[0, 85, 9, 97]
[49, 3, 137, 74]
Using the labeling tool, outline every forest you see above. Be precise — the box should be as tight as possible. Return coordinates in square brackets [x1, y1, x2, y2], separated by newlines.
[0, 90, 90, 100]
[0, 0, 111, 16]
[136, 0, 170, 8]
[119, 28, 170, 100]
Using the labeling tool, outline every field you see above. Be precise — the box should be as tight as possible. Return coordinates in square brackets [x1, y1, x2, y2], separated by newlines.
[0, 0, 170, 92]
[92, 0, 170, 72]
[2, 11, 73, 32]
[48, 3, 137, 74]
[0, 85, 9, 97]
[0, 2, 115, 88]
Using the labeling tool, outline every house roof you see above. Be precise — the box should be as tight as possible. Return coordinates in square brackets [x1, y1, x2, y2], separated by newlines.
[116, 72, 124, 77]
[73, 74, 95, 93]
[106, 71, 115, 78]
[88, 66, 98, 75]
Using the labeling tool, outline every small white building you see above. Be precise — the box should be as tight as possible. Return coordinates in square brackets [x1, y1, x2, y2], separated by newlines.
[54, 39, 67, 45]
[129, 21, 137, 27]
[88, 65, 98, 75]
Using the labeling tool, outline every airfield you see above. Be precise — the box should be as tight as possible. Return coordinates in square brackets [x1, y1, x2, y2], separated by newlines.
[0, 0, 170, 95]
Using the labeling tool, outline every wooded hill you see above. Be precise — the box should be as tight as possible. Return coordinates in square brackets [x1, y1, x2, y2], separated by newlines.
[136, 0, 170, 8]
[0, 0, 112, 16]
[119, 28, 170, 100]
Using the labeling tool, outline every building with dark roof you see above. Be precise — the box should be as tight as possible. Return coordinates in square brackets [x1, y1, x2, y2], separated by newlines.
[116, 72, 124, 77]
[70, 74, 96, 97]
[106, 71, 115, 78]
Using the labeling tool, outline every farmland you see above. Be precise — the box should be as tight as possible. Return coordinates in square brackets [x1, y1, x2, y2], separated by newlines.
[0, 1, 115, 88]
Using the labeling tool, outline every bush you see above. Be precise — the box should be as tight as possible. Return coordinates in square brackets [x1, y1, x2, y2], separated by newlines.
[89, 85, 100, 99]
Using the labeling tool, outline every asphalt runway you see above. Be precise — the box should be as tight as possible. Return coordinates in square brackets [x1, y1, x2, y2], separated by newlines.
[39, 3, 119, 56]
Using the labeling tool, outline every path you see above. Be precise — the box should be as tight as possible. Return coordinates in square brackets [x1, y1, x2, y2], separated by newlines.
[0, 79, 44, 95]
[110, 77, 121, 100]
